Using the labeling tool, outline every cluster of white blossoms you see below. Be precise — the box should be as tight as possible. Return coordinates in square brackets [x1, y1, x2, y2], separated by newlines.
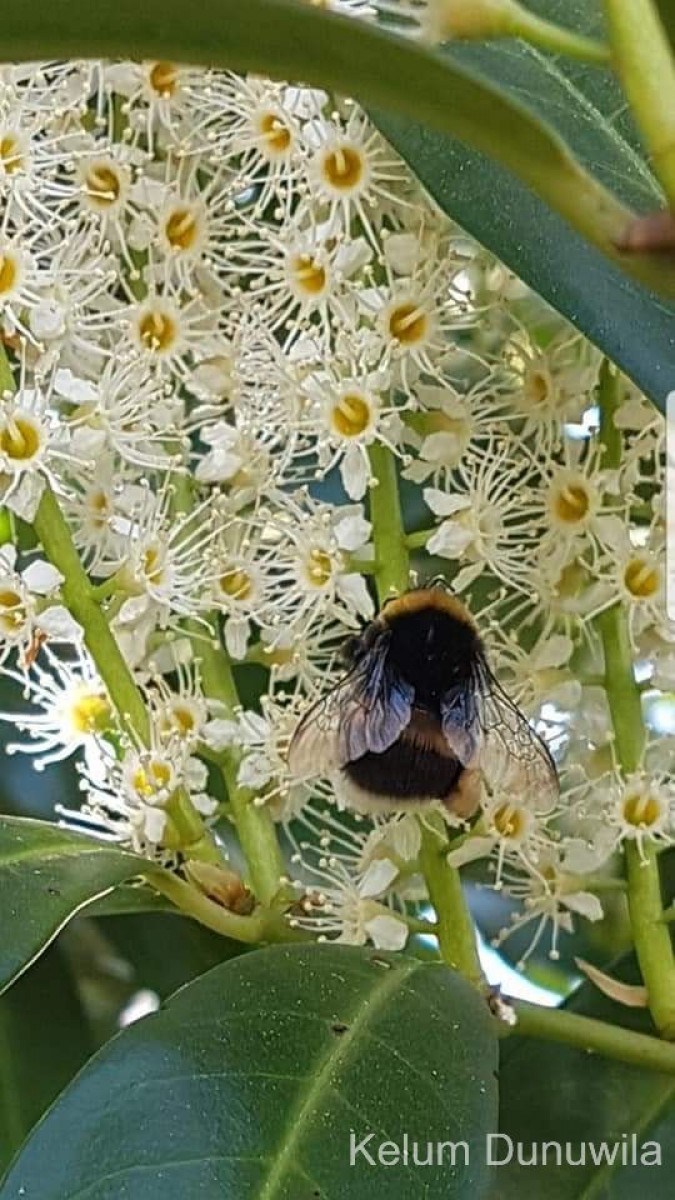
[0, 56, 669, 963]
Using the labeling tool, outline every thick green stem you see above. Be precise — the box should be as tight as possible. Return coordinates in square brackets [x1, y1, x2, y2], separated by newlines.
[146, 869, 305, 945]
[191, 628, 287, 907]
[0, 344, 14, 394]
[367, 444, 410, 600]
[1, 345, 217, 859]
[625, 843, 675, 1038]
[511, 1000, 675, 1073]
[596, 360, 675, 1039]
[507, 10, 610, 65]
[33, 488, 150, 742]
[604, 0, 675, 208]
[419, 821, 484, 985]
[438, 0, 610, 65]
[32, 488, 219, 860]
[597, 602, 646, 771]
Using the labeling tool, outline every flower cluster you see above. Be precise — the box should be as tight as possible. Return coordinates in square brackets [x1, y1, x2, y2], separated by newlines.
[0, 55, 668, 966]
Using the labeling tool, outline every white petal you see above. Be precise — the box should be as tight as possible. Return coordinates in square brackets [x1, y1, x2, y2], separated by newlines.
[532, 634, 574, 670]
[336, 572, 375, 619]
[192, 792, 218, 816]
[143, 807, 167, 844]
[195, 448, 243, 483]
[390, 815, 422, 861]
[359, 858, 399, 898]
[340, 445, 368, 502]
[423, 488, 472, 517]
[22, 560, 63, 594]
[421, 432, 462, 466]
[53, 370, 97, 405]
[239, 710, 269, 742]
[334, 513, 371, 551]
[364, 913, 408, 951]
[7, 475, 45, 523]
[224, 617, 250, 660]
[383, 234, 420, 275]
[0, 544, 17, 571]
[70, 428, 108, 461]
[39, 605, 82, 641]
[238, 753, 274, 789]
[563, 891, 604, 921]
[31, 302, 66, 340]
[185, 757, 208, 791]
[427, 522, 473, 559]
[334, 236, 372, 277]
[202, 718, 240, 751]
[451, 563, 484, 592]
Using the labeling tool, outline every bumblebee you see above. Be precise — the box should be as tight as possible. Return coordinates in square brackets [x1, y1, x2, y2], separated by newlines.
[288, 584, 559, 816]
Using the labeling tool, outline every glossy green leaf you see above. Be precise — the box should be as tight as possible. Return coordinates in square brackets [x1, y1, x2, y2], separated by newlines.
[99, 912, 245, 997]
[0, 817, 143, 995]
[495, 953, 675, 1197]
[3, 0, 675, 306]
[374, 0, 675, 411]
[0, 945, 498, 1200]
[0, 944, 93, 1173]
[83, 884, 173, 918]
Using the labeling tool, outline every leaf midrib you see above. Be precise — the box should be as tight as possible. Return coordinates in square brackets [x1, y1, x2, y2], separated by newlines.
[255, 957, 420, 1200]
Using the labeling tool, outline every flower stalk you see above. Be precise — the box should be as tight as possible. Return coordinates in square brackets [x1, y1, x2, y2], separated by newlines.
[596, 360, 675, 1039]
[603, 0, 675, 210]
[1, 346, 217, 864]
[146, 866, 304, 945]
[432, 0, 611, 65]
[190, 626, 288, 908]
[510, 1000, 675, 1074]
[419, 819, 484, 985]
[367, 444, 410, 599]
[32, 488, 221, 861]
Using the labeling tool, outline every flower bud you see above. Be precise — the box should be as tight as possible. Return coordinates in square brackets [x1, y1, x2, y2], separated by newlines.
[426, 0, 521, 41]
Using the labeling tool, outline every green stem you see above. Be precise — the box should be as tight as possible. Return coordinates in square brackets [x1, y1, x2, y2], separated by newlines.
[405, 527, 436, 550]
[146, 869, 305, 945]
[418, 820, 484, 986]
[0, 343, 14, 393]
[2, 347, 215, 859]
[507, 10, 610, 65]
[32, 488, 219, 860]
[367, 444, 410, 599]
[33, 489, 150, 741]
[604, 0, 675, 208]
[511, 1000, 675, 1074]
[191, 627, 287, 907]
[625, 843, 675, 1038]
[441, 0, 610, 65]
[597, 603, 645, 770]
[596, 360, 675, 1039]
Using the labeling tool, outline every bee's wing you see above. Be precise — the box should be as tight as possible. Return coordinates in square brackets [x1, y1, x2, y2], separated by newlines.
[288, 643, 413, 779]
[441, 659, 559, 810]
[439, 685, 481, 766]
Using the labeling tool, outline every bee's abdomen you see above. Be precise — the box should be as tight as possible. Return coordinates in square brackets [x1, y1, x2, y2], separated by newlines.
[344, 731, 463, 802]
